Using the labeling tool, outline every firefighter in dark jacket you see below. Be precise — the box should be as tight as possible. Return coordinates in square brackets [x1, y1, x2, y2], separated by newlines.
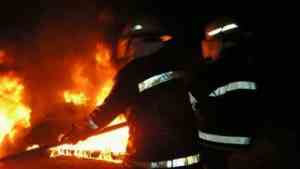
[193, 17, 297, 169]
[68, 16, 203, 169]
[189, 17, 263, 169]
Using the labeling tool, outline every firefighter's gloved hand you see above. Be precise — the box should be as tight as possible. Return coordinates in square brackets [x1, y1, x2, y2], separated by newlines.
[60, 117, 98, 144]
[58, 125, 81, 144]
[73, 116, 99, 130]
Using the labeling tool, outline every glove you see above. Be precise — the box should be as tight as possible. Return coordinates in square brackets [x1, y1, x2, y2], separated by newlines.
[59, 117, 99, 144]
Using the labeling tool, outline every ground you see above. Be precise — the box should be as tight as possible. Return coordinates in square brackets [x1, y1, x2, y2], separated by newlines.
[0, 149, 125, 169]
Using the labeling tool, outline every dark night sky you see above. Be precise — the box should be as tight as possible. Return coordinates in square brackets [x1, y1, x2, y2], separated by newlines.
[0, 1, 269, 38]
[0, 0, 289, 67]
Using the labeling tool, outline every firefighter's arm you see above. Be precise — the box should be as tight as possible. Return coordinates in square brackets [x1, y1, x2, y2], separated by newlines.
[89, 75, 130, 130]
[64, 106, 120, 143]
[62, 75, 130, 143]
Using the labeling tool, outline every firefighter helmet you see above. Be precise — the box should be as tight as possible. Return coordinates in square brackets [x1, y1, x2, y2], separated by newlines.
[201, 17, 252, 61]
[116, 16, 173, 60]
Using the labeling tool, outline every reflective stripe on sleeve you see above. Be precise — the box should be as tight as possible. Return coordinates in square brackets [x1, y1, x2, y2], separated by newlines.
[138, 71, 183, 93]
[209, 81, 257, 97]
[150, 153, 201, 168]
[198, 130, 251, 145]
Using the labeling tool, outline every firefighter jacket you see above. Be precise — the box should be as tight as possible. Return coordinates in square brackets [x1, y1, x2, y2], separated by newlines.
[92, 41, 201, 161]
[190, 52, 263, 150]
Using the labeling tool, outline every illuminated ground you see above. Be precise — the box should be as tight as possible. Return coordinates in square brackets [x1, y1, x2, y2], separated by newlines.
[0, 149, 125, 169]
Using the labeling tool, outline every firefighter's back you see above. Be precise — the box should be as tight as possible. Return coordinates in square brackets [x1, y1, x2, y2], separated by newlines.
[117, 42, 201, 162]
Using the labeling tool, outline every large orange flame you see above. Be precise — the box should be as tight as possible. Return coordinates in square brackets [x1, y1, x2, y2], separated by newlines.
[0, 73, 31, 155]
[51, 42, 129, 163]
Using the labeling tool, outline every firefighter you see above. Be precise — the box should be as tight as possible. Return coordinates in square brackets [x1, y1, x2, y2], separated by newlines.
[189, 16, 298, 169]
[66, 15, 203, 169]
[189, 17, 263, 169]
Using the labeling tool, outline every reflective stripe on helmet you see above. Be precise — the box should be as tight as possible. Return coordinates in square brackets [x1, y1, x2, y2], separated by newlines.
[138, 71, 183, 93]
[209, 81, 257, 97]
[133, 24, 143, 31]
[198, 130, 251, 145]
[208, 23, 238, 37]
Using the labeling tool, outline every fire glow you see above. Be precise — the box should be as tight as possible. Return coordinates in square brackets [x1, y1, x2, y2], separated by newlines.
[96, 79, 114, 106]
[49, 43, 129, 163]
[0, 73, 31, 154]
[64, 91, 88, 106]
[0, 50, 5, 64]
[49, 115, 129, 163]
[95, 43, 112, 68]
[95, 43, 116, 106]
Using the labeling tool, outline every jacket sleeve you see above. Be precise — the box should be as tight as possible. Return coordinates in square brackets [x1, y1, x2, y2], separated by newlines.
[188, 61, 208, 102]
[90, 71, 132, 129]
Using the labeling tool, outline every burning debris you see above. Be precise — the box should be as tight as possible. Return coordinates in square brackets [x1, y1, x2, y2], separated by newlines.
[46, 42, 130, 163]
[0, 4, 133, 163]
[0, 41, 130, 162]
[0, 39, 128, 161]
[49, 114, 129, 163]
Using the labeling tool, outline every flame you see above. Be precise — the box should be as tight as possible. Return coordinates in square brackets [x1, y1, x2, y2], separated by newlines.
[62, 43, 116, 107]
[48, 42, 129, 163]
[25, 144, 40, 151]
[49, 115, 129, 163]
[95, 43, 112, 68]
[71, 64, 90, 90]
[95, 42, 116, 106]
[0, 73, 31, 149]
[96, 80, 114, 106]
[64, 90, 88, 106]
[107, 114, 126, 127]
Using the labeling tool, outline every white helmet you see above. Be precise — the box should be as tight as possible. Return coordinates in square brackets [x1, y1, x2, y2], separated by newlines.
[201, 17, 252, 61]
[116, 16, 173, 60]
